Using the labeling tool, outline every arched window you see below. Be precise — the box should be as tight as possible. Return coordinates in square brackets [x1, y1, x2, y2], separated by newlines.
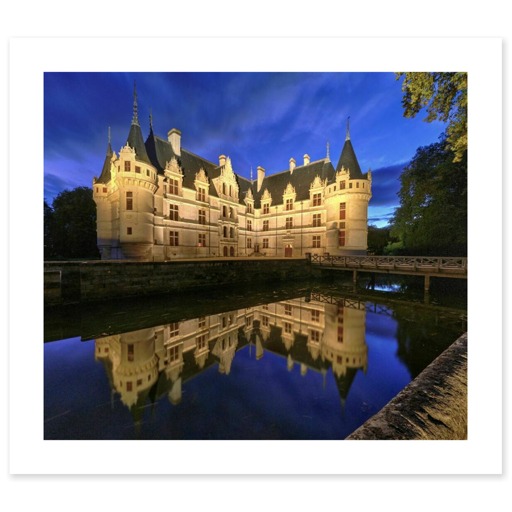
[230, 246, 235, 256]
[223, 246, 228, 256]
[223, 226, 228, 238]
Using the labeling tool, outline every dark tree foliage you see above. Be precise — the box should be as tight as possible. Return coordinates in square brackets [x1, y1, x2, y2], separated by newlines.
[396, 72, 467, 163]
[44, 187, 100, 260]
[390, 136, 467, 256]
[367, 225, 397, 255]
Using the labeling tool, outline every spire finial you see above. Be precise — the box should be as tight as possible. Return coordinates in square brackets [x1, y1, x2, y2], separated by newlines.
[149, 107, 153, 130]
[326, 140, 330, 161]
[108, 126, 111, 145]
[132, 81, 139, 126]
[345, 116, 351, 141]
[250, 166, 253, 181]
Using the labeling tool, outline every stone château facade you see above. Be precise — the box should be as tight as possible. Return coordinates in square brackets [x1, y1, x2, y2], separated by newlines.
[93, 88, 372, 260]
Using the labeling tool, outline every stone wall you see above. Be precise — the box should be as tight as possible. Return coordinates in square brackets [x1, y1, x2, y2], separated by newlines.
[347, 333, 468, 440]
[44, 258, 313, 306]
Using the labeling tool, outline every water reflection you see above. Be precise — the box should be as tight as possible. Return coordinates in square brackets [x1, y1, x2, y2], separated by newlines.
[45, 287, 466, 440]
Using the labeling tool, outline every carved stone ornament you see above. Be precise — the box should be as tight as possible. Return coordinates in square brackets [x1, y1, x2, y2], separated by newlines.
[165, 157, 182, 174]
[195, 168, 209, 184]
[261, 188, 272, 201]
[309, 175, 325, 190]
[245, 188, 254, 200]
[283, 182, 296, 196]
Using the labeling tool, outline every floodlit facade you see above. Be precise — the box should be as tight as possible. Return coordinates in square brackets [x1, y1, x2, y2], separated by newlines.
[93, 88, 372, 261]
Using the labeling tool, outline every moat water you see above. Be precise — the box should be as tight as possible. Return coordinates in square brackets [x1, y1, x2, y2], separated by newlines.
[44, 277, 467, 440]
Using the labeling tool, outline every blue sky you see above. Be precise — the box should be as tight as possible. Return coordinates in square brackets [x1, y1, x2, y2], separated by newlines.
[44, 72, 447, 227]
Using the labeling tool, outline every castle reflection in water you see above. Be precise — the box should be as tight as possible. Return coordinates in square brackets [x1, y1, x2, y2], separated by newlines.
[94, 294, 368, 413]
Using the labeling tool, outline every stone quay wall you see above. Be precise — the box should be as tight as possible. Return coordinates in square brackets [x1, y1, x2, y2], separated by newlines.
[347, 332, 468, 440]
[44, 258, 313, 306]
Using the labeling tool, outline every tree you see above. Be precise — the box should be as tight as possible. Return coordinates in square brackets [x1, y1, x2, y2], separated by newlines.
[44, 187, 100, 260]
[390, 135, 467, 256]
[396, 72, 467, 162]
[367, 225, 397, 255]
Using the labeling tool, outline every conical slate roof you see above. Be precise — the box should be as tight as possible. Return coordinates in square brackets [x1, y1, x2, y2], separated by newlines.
[335, 138, 364, 179]
[96, 141, 113, 184]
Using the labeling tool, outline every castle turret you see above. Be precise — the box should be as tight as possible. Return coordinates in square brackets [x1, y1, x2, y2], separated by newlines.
[325, 118, 372, 255]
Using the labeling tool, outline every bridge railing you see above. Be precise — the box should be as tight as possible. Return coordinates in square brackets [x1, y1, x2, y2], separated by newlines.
[308, 254, 467, 275]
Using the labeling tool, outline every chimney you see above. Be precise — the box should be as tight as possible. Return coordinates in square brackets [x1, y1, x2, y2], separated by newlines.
[257, 166, 265, 192]
[304, 154, 310, 166]
[168, 128, 181, 156]
[219, 155, 226, 167]
[289, 157, 296, 173]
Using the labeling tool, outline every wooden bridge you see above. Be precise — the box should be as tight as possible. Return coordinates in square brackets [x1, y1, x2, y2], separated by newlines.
[308, 254, 467, 291]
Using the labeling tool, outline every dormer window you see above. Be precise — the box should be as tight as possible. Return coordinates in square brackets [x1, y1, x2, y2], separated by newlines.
[312, 193, 322, 206]
[263, 203, 270, 215]
[285, 198, 293, 211]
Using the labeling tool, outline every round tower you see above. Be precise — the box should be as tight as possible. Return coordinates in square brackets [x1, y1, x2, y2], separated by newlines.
[325, 119, 372, 255]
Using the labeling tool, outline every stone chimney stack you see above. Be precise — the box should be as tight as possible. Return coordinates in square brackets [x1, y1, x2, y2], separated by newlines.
[304, 154, 310, 166]
[219, 155, 226, 167]
[289, 157, 296, 173]
[257, 166, 265, 192]
[168, 128, 181, 156]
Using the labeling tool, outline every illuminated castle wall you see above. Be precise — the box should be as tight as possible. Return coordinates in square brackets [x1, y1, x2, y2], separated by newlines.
[93, 87, 372, 261]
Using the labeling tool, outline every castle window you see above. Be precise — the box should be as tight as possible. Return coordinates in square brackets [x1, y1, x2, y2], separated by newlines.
[103, 187, 107, 193]
[247, 238, 252, 249]
[247, 203, 253, 214]
[137, 379, 142, 387]
[198, 209, 206, 225]
[169, 204, 179, 221]
[169, 345, 180, 362]
[313, 213, 321, 227]
[349, 182, 353, 189]
[169, 231, 179, 246]
[262, 238, 269, 249]
[198, 317, 206, 329]
[222, 183, 227, 195]
[135, 166, 141, 173]
[229, 207, 234, 219]
[229, 227, 235, 238]
[338, 326, 344, 343]
[247, 219, 252, 231]
[312, 235, 321, 248]
[339, 203, 346, 220]
[169, 178, 179, 195]
[311, 330, 320, 342]
[262, 316, 269, 327]
[197, 187, 206, 202]
[263, 220, 269, 231]
[356, 182, 360, 188]
[124, 161, 131, 172]
[339, 222, 345, 229]
[312, 193, 322, 206]
[284, 322, 292, 334]
[126, 191, 133, 211]
[223, 226, 228, 238]
[263, 204, 270, 215]
[169, 322, 179, 338]
[127, 227, 132, 235]
[126, 381, 132, 391]
[285, 198, 293, 211]
[127, 344, 134, 362]
[339, 230, 346, 247]
[197, 334, 207, 349]
[198, 233, 206, 247]
[311, 310, 320, 322]
[284, 304, 292, 316]
[286, 217, 293, 229]
[340, 181, 346, 189]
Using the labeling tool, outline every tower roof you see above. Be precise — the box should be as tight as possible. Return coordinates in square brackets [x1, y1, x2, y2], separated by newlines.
[335, 118, 364, 179]
[96, 130, 113, 184]
[126, 82, 151, 164]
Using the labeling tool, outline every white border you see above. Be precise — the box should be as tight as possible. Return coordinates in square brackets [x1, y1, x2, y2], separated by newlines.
[9, 37, 502, 475]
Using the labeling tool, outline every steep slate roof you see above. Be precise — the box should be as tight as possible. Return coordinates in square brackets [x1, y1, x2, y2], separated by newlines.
[127, 122, 152, 165]
[253, 159, 335, 208]
[96, 141, 113, 184]
[335, 138, 364, 178]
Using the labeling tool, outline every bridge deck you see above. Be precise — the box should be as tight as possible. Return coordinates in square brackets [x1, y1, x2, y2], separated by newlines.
[309, 255, 467, 279]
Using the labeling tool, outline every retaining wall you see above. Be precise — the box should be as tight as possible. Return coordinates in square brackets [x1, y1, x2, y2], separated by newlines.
[44, 258, 313, 306]
[347, 332, 468, 440]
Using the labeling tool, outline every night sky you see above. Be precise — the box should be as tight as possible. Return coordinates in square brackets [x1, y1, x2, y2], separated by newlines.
[44, 72, 447, 227]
